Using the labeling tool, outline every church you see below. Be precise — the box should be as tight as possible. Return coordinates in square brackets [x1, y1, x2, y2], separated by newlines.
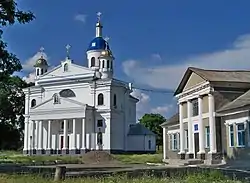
[22, 13, 156, 155]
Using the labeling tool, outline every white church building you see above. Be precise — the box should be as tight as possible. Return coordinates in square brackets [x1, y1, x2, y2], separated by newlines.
[22, 13, 156, 155]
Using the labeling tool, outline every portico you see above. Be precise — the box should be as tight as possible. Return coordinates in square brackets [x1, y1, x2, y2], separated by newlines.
[24, 118, 88, 155]
[22, 94, 96, 155]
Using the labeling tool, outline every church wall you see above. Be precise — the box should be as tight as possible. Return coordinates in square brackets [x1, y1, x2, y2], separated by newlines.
[110, 112, 125, 151]
[126, 135, 156, 152]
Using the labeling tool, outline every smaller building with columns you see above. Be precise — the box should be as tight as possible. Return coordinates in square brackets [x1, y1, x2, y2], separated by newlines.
[22, 13, 156, 155]
[162, 67, 250, 164]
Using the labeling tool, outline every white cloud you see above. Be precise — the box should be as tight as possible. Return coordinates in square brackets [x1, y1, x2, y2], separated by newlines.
[151, 53, 162, 61]
[74, 14, 87, 24]
[23, 72, 36, 83]
[122, 34, 250, 90]
[151, 104, 172, 115]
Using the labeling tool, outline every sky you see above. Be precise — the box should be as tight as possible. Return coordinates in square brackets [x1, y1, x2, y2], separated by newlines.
[5, 0, 250, 120]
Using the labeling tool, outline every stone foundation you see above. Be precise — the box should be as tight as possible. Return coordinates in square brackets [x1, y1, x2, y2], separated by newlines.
[197, 153, 206, 160]
[178, 153, 186, 159]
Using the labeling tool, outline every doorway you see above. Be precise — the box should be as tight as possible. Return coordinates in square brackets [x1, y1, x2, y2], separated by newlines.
[60, 136, 70, 149]
[194, 133, 199, 158]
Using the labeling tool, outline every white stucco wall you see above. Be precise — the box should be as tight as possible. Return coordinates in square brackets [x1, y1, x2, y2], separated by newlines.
[127, 135, 156, 152]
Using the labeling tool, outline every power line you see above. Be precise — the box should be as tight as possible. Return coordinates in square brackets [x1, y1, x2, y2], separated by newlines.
[36, 73, 175, 94]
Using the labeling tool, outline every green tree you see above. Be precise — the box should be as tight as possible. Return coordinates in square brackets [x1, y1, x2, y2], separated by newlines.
[0, 0, 35, 149]
[139, 113, 166, 149]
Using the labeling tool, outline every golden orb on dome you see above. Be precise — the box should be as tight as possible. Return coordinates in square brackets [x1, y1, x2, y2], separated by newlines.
[100, 50, 113, 57]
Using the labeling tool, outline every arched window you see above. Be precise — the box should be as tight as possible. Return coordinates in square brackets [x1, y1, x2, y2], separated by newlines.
[45, 69, 47, 73]
[107, 60, 110, 68]
[97, 93, 104, 105]
[36, 69, 39, 76]
[97, 132, 103, 145]
[110, 61, 113, 70]
[102, 60, 105, 68]
[113, 94, 117, 107]
[41, 68, 44, 75]
[91, 57, 95, 67]
[53, 93, 59, 104]
[31, 99, 36, 107]
[64, 63, 68, 72]
[59, 89, 76, 98]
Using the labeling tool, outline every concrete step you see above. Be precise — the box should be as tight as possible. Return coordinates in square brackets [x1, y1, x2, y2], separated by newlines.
[184, 159, 204, 166]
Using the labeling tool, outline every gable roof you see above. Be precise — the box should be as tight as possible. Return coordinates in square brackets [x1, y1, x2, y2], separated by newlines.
[174, 67, 250, 96]
[217, 89, 250, 112]
[161, 113, 179, 127]
[127, 123, 156, 136]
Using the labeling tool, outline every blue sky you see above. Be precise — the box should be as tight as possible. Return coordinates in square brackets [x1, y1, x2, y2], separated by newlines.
[5, 0, 250, 119]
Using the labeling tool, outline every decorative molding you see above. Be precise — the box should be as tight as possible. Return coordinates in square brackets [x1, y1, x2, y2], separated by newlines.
[176, 81, 210, 99]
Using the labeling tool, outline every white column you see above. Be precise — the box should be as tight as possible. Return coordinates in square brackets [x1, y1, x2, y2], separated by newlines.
[163, 127, 167, 160]
[32, 121, 35, 150]
[72, 119, 76, 149]
[47, 120, 52, 149]
[178, 102, 185, 154]
[187, 100, 194, 154]
[81, 118, 86, 149]
[38, 120, 43, 150]
[35, 120, 39, 149]
[63, 119, 68, 149]
[208, 93, 217, 153]
[198, 96, 205, 153]
[23, 119, 29, 151]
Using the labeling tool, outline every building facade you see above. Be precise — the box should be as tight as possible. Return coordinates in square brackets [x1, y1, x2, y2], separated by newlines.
[23, 13, 156, 155]
[162, 67, 250, 164]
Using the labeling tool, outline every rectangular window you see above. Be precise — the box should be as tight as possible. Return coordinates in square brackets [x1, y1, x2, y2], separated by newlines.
[229, 125, 234, 147]
[205, 126, 210, 148]
[192, 99, 199, 116]
[97, 120, 103, 127]
[173, 134, 177, 150]
[184, 130, 188, 149]
[237, 123, 245, 147]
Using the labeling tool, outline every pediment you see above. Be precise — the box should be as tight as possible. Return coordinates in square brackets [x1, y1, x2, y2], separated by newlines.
[31, 96, 87, 112]
[40, 63, 95, 79]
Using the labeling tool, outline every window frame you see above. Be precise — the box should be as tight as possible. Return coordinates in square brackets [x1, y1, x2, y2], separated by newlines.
[236, 123, 246, 147]
[205, 126, 210, 148]
[97, 93, 104, 105]
[192, 98, 199, 116]
[91, 57, 95, 67]
[113, 94, 117, 107]
[228, 124, 234, 147]
[64, 63, 69, 72]
[31, 99, 36, 107]
[97, 119, 103, 127]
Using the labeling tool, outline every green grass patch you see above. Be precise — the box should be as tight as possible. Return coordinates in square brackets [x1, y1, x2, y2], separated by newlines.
[0, 171, 243, 183]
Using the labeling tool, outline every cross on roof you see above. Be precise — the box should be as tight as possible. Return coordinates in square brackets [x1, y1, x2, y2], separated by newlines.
[104, 36, 110, 42]
[40, 47, 45, 53]
[66, 44, 71, 58]
[97, 12, 102, 21]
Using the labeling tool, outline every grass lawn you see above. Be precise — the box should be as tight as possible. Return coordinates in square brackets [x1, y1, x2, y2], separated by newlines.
[0, 172, 243, 183]
[0, 150, 163, 164]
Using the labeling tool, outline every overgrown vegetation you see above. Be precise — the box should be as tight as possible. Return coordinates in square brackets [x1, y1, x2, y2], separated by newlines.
[0, 0, 35, 150]
[0, 151, 163, 164]
[0, 171, 243, 183]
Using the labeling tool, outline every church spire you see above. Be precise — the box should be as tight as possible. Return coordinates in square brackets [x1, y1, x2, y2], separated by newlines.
[96, 12, 103, 37]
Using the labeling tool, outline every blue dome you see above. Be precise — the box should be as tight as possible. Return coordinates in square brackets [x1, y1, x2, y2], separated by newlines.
[87, 37, 110, 51]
